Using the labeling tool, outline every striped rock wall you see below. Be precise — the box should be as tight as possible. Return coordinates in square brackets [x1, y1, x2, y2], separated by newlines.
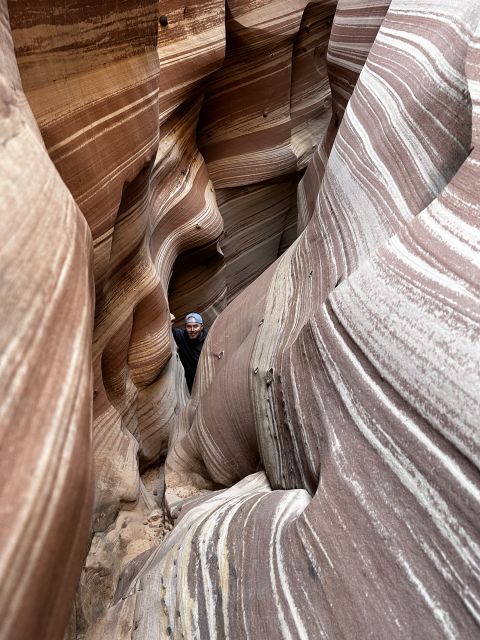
[7, 0, 226, 532]
[6, 0, 228, 635]
[297, 0, 390, 231]
[0, 1, 93, 638]
[1, 1, 479, 639]
[156, 0, 226, 328]
[1, 0, 336, 637]
[204, 0, 336, 301]
[2, 0, 222, 636]
[104, 1, 480, 639]
[8, 0, 166, 536]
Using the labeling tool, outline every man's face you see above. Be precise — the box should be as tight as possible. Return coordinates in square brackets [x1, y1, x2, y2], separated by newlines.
[185, 320, 203, 340]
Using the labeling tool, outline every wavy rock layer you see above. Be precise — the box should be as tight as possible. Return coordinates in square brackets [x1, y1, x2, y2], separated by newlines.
[0, 2, 93, 638]
[1, 1, 479, 639]
[4, 0, 223, 636]
[2, 0, 332, 637]
[8, 0, 165, 535]
[106, 2, 480, 639]
[199, 0, 335, 299]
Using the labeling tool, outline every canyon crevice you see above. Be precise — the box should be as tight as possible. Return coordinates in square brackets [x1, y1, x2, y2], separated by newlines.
[0, 1, 479, 639]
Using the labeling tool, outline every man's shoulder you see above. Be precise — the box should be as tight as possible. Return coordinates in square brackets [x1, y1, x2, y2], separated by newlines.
[172, 327, 186, 343]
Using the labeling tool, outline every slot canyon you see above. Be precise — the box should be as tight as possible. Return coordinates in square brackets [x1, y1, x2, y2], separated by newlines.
[1, 1, 479, 639]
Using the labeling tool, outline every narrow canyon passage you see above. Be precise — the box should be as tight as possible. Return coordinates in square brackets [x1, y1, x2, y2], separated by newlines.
[0, 1, 479, 640]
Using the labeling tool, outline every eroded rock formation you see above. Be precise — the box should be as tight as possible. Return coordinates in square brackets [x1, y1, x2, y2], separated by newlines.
[0, 3, 93, 637]
[0, 0, 479, 639]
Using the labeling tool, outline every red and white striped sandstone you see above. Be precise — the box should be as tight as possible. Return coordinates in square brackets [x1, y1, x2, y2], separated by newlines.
[0, 2, 93, 638]
[1, 1, 479, 639]
[108, 2, 480, 639]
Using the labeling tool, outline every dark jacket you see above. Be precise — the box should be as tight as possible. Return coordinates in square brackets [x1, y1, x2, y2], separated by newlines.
[173, 327, 209, 392]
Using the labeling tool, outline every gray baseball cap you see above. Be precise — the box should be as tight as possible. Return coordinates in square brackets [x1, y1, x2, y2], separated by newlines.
[185, 312, 203, 324]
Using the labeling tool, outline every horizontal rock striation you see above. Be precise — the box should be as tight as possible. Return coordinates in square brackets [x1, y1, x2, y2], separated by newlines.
[108, 1, 480, 638]
[199, 0, 336, 300]
[0, 2, 93, 638]
[8, 0, 166, 535]
[4, 0, 224, 635]
[1, 0, 479, 639]
[8, 0, 224, 535]
[156, 0, 227, 327]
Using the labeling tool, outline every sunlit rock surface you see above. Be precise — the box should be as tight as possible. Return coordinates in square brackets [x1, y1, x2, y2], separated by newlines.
[0, 0, 479, 639]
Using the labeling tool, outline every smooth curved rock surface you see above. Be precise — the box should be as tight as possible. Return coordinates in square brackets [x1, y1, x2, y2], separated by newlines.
[0, 2, 93, 638]
[9, 0, 165, 533]
[3, 1, 224, 636]
[3, 0, 316, 635]
[1, 0, 480, 639]
[297, 0, 391, 231]
[197, 0, 335, 188]
[8, 0, 224, 535]
[104, 2, 480, 638]
[200, 0, 335, 301]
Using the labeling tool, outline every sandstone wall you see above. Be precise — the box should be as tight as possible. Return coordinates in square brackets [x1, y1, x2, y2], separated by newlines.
[102, 1, 480, 638]
[0, 1, 479, 639]
[0, 2, 93, 637]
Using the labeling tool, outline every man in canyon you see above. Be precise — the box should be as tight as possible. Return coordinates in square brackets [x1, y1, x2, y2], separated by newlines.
[172, 312, 209, 392]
